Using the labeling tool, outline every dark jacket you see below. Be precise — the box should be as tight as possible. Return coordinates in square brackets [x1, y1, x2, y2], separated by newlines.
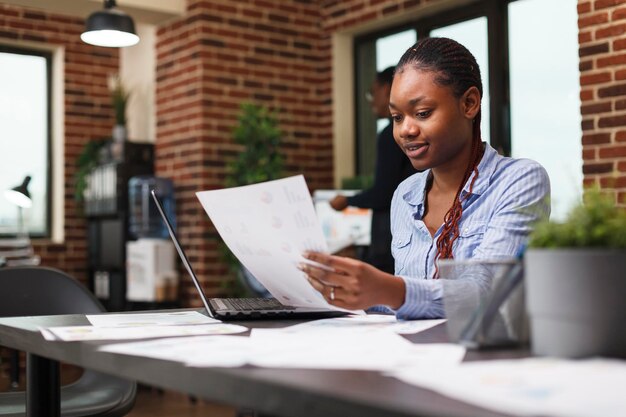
[346, 122, 415, 273]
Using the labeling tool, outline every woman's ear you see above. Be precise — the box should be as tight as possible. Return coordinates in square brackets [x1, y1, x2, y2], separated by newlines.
[461, 86, 481, 120]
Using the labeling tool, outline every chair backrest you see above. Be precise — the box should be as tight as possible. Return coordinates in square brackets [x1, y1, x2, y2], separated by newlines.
[0, 266, 105, 317]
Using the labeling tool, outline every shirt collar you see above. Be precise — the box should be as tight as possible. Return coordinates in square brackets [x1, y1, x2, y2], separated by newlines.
[402, 141, 499, 209]
[461, 141, 498, 197]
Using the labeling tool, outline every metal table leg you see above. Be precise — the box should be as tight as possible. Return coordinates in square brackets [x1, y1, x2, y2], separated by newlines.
[26, 353, 60, 417]
[10, 349, 19, 389]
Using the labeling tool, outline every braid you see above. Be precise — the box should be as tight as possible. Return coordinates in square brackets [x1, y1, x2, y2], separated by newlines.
[397, 38, 484, 275]
[435, 133, 483, 261]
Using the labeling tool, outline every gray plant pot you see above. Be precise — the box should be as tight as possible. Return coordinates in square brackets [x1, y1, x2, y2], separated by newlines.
[525, 249, 626, 358]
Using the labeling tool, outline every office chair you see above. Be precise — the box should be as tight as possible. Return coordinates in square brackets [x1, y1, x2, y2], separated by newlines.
[0, 266, 136, 417]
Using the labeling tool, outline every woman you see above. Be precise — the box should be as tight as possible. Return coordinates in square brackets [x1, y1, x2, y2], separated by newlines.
[300, 37, 550, 319]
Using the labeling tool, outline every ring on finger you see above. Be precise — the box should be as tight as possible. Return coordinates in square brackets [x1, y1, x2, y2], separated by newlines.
[330, 287, 335, 301]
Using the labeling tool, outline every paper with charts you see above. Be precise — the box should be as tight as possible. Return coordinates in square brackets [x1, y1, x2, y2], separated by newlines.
[196, 175, 349, 312]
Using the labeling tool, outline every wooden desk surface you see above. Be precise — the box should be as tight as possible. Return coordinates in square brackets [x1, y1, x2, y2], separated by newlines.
[0, 310, 528, 417]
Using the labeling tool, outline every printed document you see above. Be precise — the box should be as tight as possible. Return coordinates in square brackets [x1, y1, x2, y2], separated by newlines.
[41, 323, 247, 341]
[392, 357, 626, 417]
[99, 330, 465, 371]
[86, 311, 219, 327]
[284, 314, 447, 335]
[197, 175, 352, 312]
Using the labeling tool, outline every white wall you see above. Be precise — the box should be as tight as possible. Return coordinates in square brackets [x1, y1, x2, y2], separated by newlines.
[120, 22, 156, 143]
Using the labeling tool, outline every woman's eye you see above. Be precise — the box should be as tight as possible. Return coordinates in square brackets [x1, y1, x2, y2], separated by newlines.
[391, 114, 403, 123]
[416, 110, 432, 119]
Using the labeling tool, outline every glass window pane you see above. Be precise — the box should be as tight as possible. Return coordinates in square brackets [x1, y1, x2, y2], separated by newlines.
[0, 50, 49, 236]
[376, 30, 417, 71]
[375, 31, 417, 134]
[509, 0, 581, 221]
[431, 17, 490, 143]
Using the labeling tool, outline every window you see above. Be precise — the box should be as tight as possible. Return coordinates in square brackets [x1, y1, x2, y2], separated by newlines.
[509, 0, 581, 220]
[354, 30, 416, 177]
[0, 46, 52, 237]
[353, 0, 581, 220]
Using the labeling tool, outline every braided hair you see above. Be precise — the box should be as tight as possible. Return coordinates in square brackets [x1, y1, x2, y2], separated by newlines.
[396, 37, 484, 272]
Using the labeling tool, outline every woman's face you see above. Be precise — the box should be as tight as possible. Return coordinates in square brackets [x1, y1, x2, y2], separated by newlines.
[389, 67, 479, 172]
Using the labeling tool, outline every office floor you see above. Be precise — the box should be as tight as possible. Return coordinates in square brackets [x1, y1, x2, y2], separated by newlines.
[0, 359, 236, 417]
[128, 386, 236, 417]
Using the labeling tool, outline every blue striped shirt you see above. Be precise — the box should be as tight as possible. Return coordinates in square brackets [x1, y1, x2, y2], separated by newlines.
[381, 142, 550, 319]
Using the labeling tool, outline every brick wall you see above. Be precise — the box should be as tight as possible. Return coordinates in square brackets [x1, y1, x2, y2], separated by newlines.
[155, 0, 330, 305]
[0, 4, 118, 283]
[578, 0, 626, 204]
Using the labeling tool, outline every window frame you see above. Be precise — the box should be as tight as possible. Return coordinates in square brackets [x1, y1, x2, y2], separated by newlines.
[0, 44, 53, 239]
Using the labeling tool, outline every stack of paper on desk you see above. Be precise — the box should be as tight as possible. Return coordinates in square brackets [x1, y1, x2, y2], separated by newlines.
[86, 311, 219, 327]
[41, 324, 248, 341]
[40, 311, 247, 341]
[283, 314, 447, 335]
[392, 357, 626, 417]
[99, 325, 466, 371]
[241, 328, 464, 371]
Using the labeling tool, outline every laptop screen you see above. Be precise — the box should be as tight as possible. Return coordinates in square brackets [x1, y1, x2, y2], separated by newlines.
[150, 189, 216, 318]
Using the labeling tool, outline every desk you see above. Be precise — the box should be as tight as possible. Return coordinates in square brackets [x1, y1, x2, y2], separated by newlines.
[0, 310, 527, 417]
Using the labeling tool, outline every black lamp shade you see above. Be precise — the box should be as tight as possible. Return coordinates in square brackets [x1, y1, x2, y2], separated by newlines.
[81, 1, 139, 48]
[4, 176, 32, 208]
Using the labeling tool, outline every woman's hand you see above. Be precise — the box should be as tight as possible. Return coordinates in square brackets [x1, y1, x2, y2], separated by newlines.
[299, 251, 406, 310]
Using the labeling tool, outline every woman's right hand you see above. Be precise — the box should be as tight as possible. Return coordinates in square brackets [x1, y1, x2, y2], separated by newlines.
[299, 251, 406, 311]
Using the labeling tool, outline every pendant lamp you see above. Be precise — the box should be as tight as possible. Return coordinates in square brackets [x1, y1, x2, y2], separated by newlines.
[81, 0, 139, 48]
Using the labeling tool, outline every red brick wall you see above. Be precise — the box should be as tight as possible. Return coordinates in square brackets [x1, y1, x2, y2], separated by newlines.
[578, 0, 626, 204]
[155, 0, 330, 305]
[0, 4, 118, 283]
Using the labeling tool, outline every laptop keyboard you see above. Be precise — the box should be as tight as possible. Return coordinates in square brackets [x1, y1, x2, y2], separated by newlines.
[219, 297, 296, 311]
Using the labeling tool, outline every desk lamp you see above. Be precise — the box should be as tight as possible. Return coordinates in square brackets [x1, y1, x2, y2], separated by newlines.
[4, 175, 32, 235]
[81, 0, 140, 48]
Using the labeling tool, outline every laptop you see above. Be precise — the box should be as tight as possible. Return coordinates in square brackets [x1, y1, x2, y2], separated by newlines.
[151, 189, 348, 320]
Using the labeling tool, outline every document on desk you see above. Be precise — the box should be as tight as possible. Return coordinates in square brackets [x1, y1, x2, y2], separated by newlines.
[100, 335, 251, 367]
[240, 328, 465, 371]
[196, 175, 352, 312]
[391, 357, 626, 417]
[284, 314, 447, 335]
[98, 329, 465, 371]
[86, 311, 219, 327]
[41, 323, 248, 341]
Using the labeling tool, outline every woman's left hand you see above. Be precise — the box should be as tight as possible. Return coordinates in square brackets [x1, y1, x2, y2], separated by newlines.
[299, 251, 405, 310]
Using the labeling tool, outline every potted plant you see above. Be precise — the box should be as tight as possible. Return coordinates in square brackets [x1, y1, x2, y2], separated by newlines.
[525, 187, 626, 358]
[75, 139, 108, 204]
[109, 75, 130, 142]
[225, 102, 284, 188]
[221, 102, 284, 296]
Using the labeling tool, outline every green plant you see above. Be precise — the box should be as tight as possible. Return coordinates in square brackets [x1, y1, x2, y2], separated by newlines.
[341, 174, 374, 190]
[226, 103, 284, 187]
[529, 187, 626, 248]
[110, 75, 129, 126]
[221, 102, 285, 296]
[75, 139, 107, 202]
